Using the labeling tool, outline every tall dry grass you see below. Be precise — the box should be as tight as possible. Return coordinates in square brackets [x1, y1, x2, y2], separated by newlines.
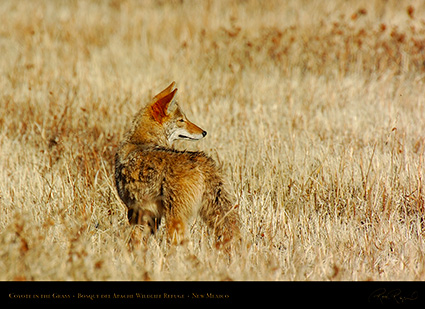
[1, 0, 425, 280]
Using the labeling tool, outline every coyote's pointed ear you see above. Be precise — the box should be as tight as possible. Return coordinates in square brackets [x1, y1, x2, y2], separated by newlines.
[150, 88, 178, 123]
[153, 81, 176, 102]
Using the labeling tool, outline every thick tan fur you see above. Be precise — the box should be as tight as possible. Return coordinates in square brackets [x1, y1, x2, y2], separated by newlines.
[114, 82, 239, 247]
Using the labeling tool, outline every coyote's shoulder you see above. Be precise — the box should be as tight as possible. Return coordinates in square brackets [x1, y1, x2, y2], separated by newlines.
[114, 82, 239, 246]
[115, 144, 214, 205]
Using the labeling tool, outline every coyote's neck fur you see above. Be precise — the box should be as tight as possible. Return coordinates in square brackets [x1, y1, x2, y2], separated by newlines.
[124, 109, 169, 147]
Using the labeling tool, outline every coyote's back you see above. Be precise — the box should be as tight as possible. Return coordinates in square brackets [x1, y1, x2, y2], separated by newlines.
[114, 82, 239, 246]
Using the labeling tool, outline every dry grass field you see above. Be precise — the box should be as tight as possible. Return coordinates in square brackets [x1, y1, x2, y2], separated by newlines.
[1, 0, 425, 281]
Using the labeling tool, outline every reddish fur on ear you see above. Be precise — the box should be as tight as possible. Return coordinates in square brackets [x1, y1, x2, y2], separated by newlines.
[153, 81, 176, 102]
[150, 89, 177, 123]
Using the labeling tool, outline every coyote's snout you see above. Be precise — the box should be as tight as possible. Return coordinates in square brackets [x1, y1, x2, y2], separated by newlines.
[114, 82, 239, 247]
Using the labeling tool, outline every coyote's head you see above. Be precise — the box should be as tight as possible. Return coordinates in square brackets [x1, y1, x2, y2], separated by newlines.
[150, 82, 207, 144]
[128, 82, 207, 147]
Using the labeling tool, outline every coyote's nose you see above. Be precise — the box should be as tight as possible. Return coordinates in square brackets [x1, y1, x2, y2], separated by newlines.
[202, 131, 207, 137]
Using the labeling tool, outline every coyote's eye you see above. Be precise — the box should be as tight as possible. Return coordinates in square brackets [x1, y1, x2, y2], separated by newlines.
[178, 119, 185, 123]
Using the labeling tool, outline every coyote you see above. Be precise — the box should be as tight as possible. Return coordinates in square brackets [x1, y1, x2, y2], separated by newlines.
[114, 82, 239, 246]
